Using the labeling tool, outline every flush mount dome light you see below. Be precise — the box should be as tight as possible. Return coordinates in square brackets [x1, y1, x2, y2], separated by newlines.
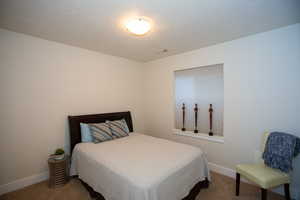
[125, 17, 151, 36]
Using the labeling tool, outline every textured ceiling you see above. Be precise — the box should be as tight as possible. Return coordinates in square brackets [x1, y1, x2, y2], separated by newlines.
[0, 0, 300, 62]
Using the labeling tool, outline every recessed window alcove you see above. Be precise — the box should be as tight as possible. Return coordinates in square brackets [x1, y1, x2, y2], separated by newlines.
[174, 64, 224, 143]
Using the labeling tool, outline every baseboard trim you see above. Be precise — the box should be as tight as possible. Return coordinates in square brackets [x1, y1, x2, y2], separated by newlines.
[208, 162, 254, 184]
[208, 162, 236, 179]
[0, 171, 48, 195]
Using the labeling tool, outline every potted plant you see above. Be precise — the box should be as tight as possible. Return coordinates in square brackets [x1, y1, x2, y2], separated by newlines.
[50, 148, 65, 160]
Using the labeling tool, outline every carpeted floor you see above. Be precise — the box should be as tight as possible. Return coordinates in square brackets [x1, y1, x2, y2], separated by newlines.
[0, 172, 284, 200]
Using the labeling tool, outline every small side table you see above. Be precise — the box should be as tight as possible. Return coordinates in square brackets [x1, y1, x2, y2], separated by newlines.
[48, 155, 69, 188]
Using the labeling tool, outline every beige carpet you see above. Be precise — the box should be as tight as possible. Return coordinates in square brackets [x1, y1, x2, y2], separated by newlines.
[0, 172, 284, 200]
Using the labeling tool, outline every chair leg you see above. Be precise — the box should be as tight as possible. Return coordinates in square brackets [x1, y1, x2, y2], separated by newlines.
[236, 173, 240, 196]
[284, 184, 291, 200]
[261, 188, 267, 200]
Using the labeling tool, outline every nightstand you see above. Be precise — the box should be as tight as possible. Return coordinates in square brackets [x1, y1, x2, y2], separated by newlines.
[48, 155, 69, 188]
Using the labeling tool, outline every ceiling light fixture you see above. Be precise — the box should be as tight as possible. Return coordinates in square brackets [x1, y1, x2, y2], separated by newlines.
[125, 17, 151, 36]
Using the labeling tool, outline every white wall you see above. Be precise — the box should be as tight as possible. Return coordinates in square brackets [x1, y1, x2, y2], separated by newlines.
[175, 65, 224, 135]
[143, 24, 300, 198]
[0, 29, 144, 186]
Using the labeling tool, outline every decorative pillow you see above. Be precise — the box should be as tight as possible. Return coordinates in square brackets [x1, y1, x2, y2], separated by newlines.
[89, 122, 114, 143]
[107, 119, 129, 138]
[80, 123, 93, 142]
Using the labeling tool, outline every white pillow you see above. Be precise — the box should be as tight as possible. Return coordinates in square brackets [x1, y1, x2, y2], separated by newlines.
[80, 123, 93, 142]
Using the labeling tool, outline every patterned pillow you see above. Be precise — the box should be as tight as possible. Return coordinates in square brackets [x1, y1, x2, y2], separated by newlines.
[107, 119, 129, 138]
[88, 122, 114, 143]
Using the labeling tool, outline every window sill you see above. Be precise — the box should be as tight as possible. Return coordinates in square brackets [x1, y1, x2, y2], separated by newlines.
[173, 129, 224, 144]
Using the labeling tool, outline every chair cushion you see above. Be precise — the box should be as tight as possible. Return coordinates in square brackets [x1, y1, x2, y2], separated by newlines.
[236, 164, 290, 189]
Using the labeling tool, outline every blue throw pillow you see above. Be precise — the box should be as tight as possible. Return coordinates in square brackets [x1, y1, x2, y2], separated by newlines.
[80, 123, 93, 142]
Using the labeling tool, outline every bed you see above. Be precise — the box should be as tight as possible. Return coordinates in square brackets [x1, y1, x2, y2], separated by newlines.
[68, 111, 210, 200]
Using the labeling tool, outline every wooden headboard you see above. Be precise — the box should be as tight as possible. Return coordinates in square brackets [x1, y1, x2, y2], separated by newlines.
[68, 111, 133, 153]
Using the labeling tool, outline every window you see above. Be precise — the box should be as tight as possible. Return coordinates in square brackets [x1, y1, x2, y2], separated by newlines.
[174, 64, 224, 139]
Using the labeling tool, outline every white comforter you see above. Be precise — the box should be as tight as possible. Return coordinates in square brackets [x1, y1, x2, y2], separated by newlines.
[70, 133, 210, 200]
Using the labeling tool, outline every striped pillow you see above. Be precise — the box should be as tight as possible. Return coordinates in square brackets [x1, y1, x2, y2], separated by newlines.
[107, 119, 129, 138]
[88, 122, 114, 143]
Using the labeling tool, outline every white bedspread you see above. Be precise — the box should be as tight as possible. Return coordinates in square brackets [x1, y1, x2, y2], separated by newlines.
[70, 133, 210, 200]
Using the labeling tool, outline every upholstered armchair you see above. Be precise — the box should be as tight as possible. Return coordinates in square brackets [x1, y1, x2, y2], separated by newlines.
[236, 132, 291, 200]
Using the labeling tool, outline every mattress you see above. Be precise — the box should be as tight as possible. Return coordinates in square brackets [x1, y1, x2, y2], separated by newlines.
[70, 132, 210, 200]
